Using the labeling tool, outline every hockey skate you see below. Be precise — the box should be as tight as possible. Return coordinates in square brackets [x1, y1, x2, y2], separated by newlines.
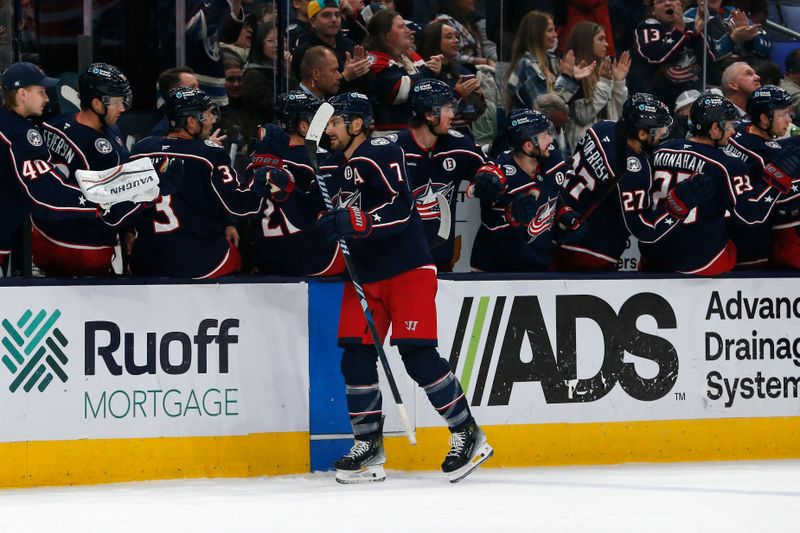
[441, 420, 493, 483]
[334, 433, 386, 484]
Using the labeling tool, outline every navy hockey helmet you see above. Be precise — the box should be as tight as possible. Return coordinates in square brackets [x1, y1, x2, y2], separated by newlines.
[408, 78, 457, 121]
[746, 85, 793, 124]
[274, 91, 320, 132]
[165, 86, 218, 130]
[329, 92, 372, 129]
[506, 108, 554, 152]
[622, 93, 672, 134]
[689, 91, 739, 136]
[78, 63, 132, 110]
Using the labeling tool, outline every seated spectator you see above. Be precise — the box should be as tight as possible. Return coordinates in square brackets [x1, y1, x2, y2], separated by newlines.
[684, 0, 771, 85]
[433, 0, 497, 71]
[469, 109, 573, 272]
[668, 89, 700, 140]
[780, 48, 800, 122]
[533, 93, 571, 159]
[364, 8, 439, 133]
[291, 0, 370, 91]
[505, 10, 590, 112]
[149, 67, 199, 137]
[242, 21, 277, 144]
[720, 61, 761, 118]
[417, 20, 487, 137]
[563, 21, 629, 152]
[298, 45, 343, 100]
[628, 0, 705, 111]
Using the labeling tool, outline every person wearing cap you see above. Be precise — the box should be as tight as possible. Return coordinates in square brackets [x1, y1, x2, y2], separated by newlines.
[0, 62, 99, 273]
[668, 89, 700, 140]
[780, 48, 800, 123]
[290, 0, 371, 93]
[30, 63, 137, 277]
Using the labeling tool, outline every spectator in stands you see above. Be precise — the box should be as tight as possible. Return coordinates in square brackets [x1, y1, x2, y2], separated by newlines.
[505, 10, 590, 112]
[668, 88, 700, 140]
[220, 54, 245, 150]
[721, 61, 761, 118]
[781, 49, 800, 122]
[534, 93, 571, 159]
[418, 20, 487, 137]
[628, 0, 705, 112]
[364, 8, 439, 133]
[434, 0, 497, 70]
[684, 0, 771, 86]
[242, 21, 277, 144]
[752, 58, 782, 87]
[563, 21, 629, 152]
[288, 0, 312, 52]
[291, 0, 370, 92]
[150, 67, 199, 137]
[299, 46, 343, 100]
[561, 0, 616, 58]
[487, 1, 561, 62]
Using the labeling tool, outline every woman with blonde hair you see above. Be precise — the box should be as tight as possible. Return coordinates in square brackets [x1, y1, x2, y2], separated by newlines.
[506, 10, 593, 112]
[563, 21, 630, 150]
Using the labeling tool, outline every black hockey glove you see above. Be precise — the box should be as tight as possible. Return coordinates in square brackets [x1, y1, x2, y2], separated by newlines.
[318, 206, 373, 242]
[665, 173, 717, 219]
[504, 192, 539, 227]
[470, 164, 507, 201]
[763, 149, 800, 195]
[557, 206, 587, 243]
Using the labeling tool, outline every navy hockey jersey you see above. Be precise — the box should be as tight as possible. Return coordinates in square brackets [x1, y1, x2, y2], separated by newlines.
[129, 136, 265, 278]
[317, 136, 433, 283]
[248, 138, 340, 276]
[33, 113, 133, 249]
[769, 135, 800, 232]
[391, 128, 486, 270]
[0, 108, 97, 254]
[470, 149, 568, 272]
[640, 139, 777, 273]
[562, 120, 680, 264]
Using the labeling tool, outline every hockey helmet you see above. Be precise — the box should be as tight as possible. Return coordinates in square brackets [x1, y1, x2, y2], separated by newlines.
[165, 86, 218, 130]
[746, 85, 793, 124]
[408, 78, 457, 121]
[274, 91, 320, 132]
[622, 93, 672, 134]
[329, 92, 373, 129]
[79, 63, 132, 110]
[506, 108, 555, 151]
[689, 91, 739, 136]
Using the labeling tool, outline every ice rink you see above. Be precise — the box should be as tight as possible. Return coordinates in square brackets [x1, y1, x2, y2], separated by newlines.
[1, 460, 799, 532]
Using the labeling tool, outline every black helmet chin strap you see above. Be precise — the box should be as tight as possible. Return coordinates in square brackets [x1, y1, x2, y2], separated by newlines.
[342, 120, 359, 152]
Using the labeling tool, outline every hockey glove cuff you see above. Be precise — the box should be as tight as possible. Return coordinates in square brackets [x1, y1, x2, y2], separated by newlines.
[318, 206, 373, 242]
[557, 206, 587, 243]
[665, 173, 716, 219]
[469, 164, 506, 201]
[504, 193, 539, 227]
[763, 163, 793, 195]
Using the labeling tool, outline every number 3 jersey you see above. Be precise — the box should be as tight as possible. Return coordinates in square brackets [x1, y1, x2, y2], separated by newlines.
[129, 136, 265, 278]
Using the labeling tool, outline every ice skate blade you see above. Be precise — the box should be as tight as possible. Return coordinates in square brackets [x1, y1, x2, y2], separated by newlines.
[335, 465, 386, 484]
[447, 443, 493, 483]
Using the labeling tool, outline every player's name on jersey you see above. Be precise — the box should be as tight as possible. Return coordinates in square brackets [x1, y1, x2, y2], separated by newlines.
[42, 128, 76, 165]
[652, 150, 707, 174]
[582, 136, 612, 182]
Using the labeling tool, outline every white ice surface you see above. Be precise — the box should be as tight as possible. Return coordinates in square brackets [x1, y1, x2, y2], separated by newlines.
[1, 460, 799, 532]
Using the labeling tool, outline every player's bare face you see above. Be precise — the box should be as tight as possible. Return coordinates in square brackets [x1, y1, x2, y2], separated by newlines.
[716, 121, 738, 146]
[20, 86, 48, 117]
[102, 96, 127, 125]
[536, 132, 553, 157]
[434, 103, 455, 133]
[325, 116, 349, 150]
[199, 108, 216, 139]
[770, 108, 793, 137]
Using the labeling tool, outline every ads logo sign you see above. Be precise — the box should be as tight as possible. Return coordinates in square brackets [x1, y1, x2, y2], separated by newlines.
[2, 309, 69, 393]
[448, 293, 679, 406]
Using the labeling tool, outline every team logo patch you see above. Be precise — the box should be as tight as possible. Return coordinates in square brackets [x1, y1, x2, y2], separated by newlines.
[204, 139, 221, 148]
[367, 53, 377, 66]
[385, 133, 398, 142]
[370, 137, 390, 146]
[26, 129, 43, 147]
[503, 164, 517, 176]
[95, 138, 113, 154]
[443, 157, 456, 171]
[626, 157, 642, 172]
[766, 141, 781, 149]
[448, 130, 464, 138]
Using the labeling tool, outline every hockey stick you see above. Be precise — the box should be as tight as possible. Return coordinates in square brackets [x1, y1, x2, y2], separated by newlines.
[305, 103, 417, 446]
[431, 192, 451, 247]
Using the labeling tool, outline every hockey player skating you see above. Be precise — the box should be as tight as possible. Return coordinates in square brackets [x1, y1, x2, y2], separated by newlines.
[391, 79, 487, 271]
[248, 90, 343, 276]
[469, 108, 575, 272]
[129, 87, 274, 278]
[555, 93, 679, 271]
[32, 63, 136, 276]
[640, 92, 794, 274]
[314, 92, 492, 483]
